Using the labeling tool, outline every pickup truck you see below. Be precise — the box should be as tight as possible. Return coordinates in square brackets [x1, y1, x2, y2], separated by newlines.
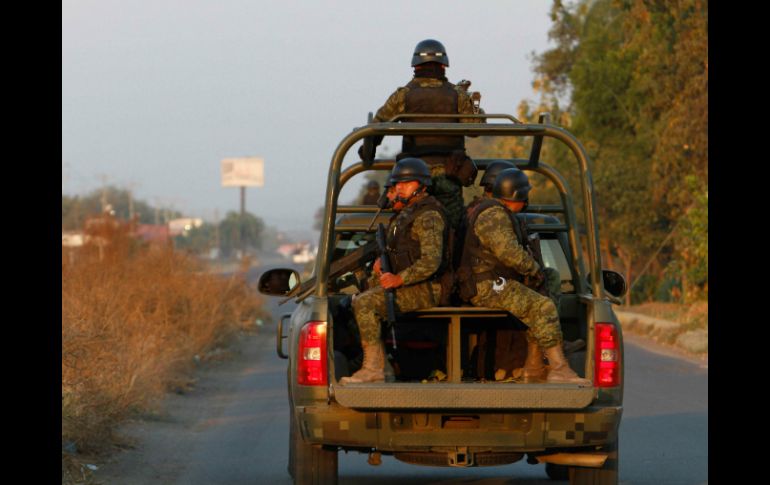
[258, 112, 627, 485]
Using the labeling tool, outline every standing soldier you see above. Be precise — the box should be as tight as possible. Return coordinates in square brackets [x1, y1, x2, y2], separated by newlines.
[340, 158, 450, 384]
[360, 39, 481, 230]
[457, 168, 588, 384]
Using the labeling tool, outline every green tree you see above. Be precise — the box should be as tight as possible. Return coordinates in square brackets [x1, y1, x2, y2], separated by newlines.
[527, 0, 707, 303]
[218, 211, 265, 258]
[671, 176, 707, 302]
[173, 223, 217, 255]
[61, 186, 182, 230]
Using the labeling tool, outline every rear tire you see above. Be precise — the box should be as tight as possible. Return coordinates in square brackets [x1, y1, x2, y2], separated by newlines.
[569, 438, 619, 485]
[289, 410, 338, 485]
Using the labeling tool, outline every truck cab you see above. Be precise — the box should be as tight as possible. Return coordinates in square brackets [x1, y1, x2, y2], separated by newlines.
[259, 113, 627, 485]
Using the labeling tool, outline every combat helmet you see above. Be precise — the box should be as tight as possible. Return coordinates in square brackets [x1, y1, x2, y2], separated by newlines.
[492, 167, 532, 204]
[411, 39, 449, 67]
[388, 157, 432, 187]
[479, 160, 516, 192]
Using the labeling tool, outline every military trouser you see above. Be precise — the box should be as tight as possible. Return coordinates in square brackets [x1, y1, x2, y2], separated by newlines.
[470, 277, 563, 350]
[352, 281, 442, 345]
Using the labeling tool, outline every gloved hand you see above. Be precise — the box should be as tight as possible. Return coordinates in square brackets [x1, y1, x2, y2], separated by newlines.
[380, 272, 404, 289]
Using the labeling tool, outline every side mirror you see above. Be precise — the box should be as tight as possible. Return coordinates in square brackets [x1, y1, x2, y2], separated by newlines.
[258, 268, 301, 296]
[602, 270, 627, 298]
[587, 270, 628, 298]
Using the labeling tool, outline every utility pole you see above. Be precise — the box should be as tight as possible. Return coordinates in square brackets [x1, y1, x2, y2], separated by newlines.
[99, 174, 109, 213]
[153, 197, 161, 225]
[214, 208, 220, 258]
[127, 181, 136, 222]
[220, 157, 263, 261]
[240, 186, 246, 259]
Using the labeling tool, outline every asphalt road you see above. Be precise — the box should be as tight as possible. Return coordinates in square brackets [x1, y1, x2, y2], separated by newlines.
[93, 273, 707, 485]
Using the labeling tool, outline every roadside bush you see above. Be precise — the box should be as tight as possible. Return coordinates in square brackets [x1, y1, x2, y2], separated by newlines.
[62, 222, 265, 457]
[630, 274, 657, 305]
[654, 276, 682, 303]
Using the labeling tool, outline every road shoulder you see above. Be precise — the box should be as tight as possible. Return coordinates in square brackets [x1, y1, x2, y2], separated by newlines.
[621, 324, 708, 368]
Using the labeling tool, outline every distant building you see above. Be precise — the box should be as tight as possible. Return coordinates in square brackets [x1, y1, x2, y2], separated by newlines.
[168, 218, 203, 237]
[135, 224, 170, 244]
[62, 231, 85, 248]
[277, 243, 298, 259]
[277, 242, 316, 263]
[292, 244, 316, 264]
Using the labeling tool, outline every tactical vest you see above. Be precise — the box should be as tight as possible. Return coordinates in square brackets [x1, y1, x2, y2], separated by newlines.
[384, 196, 454, 305]
[456, 198, 539, 301]
[386, 195, 449, 276]
[401, 79, 465, 157]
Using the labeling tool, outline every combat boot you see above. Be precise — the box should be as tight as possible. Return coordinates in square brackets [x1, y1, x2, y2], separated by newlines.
[339, 341, 385, 384]
[544, 343, 590, 385]
[522, 340, 547, 382]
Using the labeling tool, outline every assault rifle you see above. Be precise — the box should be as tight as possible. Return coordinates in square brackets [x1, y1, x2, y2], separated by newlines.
[512, 217, 547, 292]
[376, 222, 398, 348]
[457, 79, 482, 114]
[279, 239, 378, 305]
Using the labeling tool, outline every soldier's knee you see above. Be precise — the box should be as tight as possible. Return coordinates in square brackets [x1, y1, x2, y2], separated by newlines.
[539, 297, 558, 317]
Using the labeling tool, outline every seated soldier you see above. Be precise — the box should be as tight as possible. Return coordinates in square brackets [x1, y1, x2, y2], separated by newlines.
[463, 161, 566, 380]
[361, 180, 382, 205]
[457, 168, 588, 384]
[340, 158, 450, 384]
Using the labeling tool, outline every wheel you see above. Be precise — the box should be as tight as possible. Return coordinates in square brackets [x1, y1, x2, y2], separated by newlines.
[546, 462, 569, 480]
[569, 438, 619, 485]
[289, 410, 338, 485]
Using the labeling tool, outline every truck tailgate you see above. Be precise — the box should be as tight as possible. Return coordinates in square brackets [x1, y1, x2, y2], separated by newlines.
[332, 383, 594, 409]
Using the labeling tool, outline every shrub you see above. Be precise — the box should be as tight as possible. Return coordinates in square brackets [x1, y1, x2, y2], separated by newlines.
[62, 222, 265, 454]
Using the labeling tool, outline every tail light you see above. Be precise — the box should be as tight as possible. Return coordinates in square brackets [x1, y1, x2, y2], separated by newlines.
[594, 323, 620, 387]
[297, 321, 328, 386]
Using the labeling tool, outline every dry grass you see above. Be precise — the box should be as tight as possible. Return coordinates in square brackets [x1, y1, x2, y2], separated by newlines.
[62, 221, 265, 478]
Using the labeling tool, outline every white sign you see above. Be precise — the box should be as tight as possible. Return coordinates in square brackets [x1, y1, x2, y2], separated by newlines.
[221, 157, 264, 187]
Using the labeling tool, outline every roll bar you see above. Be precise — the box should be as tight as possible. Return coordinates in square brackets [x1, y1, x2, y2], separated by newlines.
[314, 116, 603, 300]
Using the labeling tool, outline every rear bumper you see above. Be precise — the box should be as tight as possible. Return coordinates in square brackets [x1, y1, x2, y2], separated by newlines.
[296, 403, 621, 452]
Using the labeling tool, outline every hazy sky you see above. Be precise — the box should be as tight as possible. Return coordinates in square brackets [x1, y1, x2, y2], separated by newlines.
[62, 0, 554, 235]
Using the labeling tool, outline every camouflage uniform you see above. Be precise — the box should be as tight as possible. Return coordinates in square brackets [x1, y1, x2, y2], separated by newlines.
[373, 78, 477, 124]
[352, 200, 445, 345]
[373, 77, 478, 230]
[467, 203, 563, 350]
[464, 195, 563, 370]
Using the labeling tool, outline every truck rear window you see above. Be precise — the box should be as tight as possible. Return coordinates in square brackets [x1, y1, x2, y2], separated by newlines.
[540, 238, 575, 293]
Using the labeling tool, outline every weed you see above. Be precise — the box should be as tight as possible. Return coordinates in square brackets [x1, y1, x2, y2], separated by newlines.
[62, 222, 266, 463]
